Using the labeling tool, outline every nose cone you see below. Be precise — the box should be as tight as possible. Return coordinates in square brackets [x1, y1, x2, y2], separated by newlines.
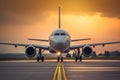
[55, 40, 66, 51]
[52, 38, 68, 51]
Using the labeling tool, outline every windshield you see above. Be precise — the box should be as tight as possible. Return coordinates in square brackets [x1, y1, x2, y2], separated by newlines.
[54, 33, 66, 36]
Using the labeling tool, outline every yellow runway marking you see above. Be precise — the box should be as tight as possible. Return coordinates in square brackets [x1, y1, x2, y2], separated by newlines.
[53, 62, 67, 80]
[53, 62, 59, 80]
[62, 63, 67, 80]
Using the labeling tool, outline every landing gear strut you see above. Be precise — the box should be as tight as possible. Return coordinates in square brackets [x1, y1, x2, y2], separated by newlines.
[75, 48, 82, 62]
[37, 49, 44, 62]
[57, 52, 63, 62]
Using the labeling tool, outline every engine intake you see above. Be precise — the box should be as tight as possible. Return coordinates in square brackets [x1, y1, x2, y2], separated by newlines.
[25, 45, 36, 57]
[82, 45, 93, 57]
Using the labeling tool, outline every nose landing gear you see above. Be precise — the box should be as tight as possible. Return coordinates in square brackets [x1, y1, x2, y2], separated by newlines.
[57, 57, 63, 62]
[57, 52, 63, 62]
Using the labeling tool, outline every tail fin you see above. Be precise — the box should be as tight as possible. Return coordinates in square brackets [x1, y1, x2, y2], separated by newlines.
[58, 7, 61, 29]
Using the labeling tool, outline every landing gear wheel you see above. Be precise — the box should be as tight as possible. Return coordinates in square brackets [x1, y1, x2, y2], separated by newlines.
[79, 56, 82, 62]
[37, 56, 40, 62]
[61, 57, 63, 62]
[41, 56, 44, 62]
[75, 56, 78, 62]
[57, 57, 60, 62]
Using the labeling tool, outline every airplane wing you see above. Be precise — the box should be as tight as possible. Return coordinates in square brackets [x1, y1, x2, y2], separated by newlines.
[0, 42, 49, 50]
[28, 38, 49, 42]
[71, 38, 91, 42]
[70, 41, 120, 49]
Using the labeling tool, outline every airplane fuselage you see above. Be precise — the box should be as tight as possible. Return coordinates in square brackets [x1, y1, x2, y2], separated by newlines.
[49, 29, 71, 53]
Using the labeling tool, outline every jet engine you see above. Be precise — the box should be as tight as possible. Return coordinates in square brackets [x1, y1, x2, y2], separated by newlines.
[25, 45, 36, 57]
[82, 45, 93, 57]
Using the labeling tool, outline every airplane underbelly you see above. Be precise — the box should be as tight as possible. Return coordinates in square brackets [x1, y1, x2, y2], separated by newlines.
[50, 41, 70, 52]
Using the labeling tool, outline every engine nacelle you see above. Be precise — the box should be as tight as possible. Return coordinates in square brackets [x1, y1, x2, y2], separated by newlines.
[82, 45, 93, 57]
[25, 45, 36, 57]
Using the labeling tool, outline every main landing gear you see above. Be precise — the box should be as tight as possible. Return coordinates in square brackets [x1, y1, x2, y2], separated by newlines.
[37, 49, 44, 62]
[75, 48, 82, 62]
[75, 56, 82, 62]
[37, 56, 44, 62]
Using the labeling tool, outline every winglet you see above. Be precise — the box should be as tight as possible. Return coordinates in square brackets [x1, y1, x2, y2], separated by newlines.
[58, 6, 61, 29]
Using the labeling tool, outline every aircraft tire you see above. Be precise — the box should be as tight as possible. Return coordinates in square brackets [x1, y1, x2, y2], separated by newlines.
[61, 57, 63, 62]
[37, 56, 40, 62]
[75, 56, 78, 62]
[79, 56, 82, 62]
[41, 56, 44, 62]
[57, 57, 60, 62]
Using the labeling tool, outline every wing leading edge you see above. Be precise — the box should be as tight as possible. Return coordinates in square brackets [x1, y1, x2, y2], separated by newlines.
[70, 41, 120, 49]
[28, 38, 49, 42]
[0, 42, 49, 50]
[71, 38, 91, 42]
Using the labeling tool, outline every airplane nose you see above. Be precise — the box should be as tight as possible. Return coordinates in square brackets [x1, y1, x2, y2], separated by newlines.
[53, 39, 67, 51]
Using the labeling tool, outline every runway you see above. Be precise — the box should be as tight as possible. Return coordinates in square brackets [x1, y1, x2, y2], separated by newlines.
[0, 60, 120, 80]
[64, 61, 120, 80]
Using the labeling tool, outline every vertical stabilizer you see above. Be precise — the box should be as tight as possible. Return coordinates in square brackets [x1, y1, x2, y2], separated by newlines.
[58, 7, 61, 29]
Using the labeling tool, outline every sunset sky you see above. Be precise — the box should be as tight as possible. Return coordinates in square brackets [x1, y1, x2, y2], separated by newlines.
[0, 0, 120, 53]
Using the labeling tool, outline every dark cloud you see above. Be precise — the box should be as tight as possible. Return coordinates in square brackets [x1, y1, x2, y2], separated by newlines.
[0, 0, 56, 25]
[0, 12, 46, 25]
[0, 0, 120, 25]
[86, 0, 120, 18]
[0, 13, 25, 25]
[61, 0, 120, 18]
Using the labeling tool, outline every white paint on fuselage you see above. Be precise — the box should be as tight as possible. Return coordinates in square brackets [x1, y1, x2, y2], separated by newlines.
[49, 29, 71, 53]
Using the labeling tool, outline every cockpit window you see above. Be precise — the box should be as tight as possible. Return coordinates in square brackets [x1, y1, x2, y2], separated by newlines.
[54, 33, 66, 36]
[54, 33, 59, 35]
[61, 33, 66, 35]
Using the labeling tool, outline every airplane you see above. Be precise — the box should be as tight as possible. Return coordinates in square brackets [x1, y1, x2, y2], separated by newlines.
[0, 7, 120, 62]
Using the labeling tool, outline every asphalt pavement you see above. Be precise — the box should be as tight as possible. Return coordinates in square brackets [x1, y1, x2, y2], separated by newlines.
[0, 60, 120, 80]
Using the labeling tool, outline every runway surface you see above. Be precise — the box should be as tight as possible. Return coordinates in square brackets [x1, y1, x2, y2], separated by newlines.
[0, 60, 120, 80]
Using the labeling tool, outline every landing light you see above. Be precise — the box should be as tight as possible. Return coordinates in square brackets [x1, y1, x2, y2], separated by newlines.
[57, 52, 61, 56]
